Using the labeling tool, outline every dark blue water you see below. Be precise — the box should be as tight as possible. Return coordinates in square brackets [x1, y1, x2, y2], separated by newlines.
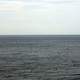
[0, 35, 80, 80]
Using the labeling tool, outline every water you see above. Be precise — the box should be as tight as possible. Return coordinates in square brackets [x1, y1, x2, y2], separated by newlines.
[0, 35, 80, 80]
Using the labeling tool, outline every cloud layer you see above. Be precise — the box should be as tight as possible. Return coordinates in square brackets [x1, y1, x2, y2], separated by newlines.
[0, 0, 80, 35]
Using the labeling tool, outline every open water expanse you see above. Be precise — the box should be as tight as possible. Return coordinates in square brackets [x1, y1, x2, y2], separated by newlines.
[0, 35, 80, 80]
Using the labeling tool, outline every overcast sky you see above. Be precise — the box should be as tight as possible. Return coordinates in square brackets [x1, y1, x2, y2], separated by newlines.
[0, 0, 80, 35]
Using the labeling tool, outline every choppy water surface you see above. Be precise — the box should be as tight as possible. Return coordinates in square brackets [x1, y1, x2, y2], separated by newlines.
[0, 36, 80, 80]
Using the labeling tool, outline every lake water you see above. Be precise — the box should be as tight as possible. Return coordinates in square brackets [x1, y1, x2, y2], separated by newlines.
[0, 35, 80, 80]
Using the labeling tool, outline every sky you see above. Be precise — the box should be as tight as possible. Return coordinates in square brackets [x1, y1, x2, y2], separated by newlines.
[0, 0, 80, 35]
